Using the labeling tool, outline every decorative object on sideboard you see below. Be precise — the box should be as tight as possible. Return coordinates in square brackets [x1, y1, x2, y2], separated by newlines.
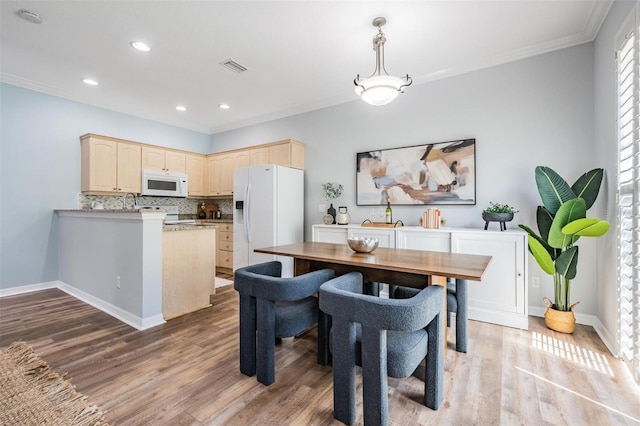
[336, 206, 350, 225]
[422, 208, 441, 229]
[361, 219, 404, 228]
[354, 17, 412, 106]
[519, 167, 609, 334]
[322, 182, 344, 224]
[482, 202, 518, 231]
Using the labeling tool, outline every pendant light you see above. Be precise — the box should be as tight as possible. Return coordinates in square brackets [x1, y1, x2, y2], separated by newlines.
[354, 17, 412, 106]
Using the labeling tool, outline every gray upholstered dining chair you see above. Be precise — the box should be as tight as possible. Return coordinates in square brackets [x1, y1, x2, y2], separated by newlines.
[392, 277, 469, 353]
[319, 272, 444, 425]
[234, 261, 335, 386]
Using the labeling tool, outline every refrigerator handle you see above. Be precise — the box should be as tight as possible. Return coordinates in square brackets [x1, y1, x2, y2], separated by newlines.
[244, 183, 252, 243]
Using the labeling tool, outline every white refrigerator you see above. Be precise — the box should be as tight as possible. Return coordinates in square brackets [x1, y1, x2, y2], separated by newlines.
[233, 164, 304, 277]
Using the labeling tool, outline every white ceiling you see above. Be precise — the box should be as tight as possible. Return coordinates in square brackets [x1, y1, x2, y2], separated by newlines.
[0, 1, 612, 135]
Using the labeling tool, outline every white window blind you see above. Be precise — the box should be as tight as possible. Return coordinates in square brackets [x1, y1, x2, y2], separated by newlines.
[617, 4, 640, 386]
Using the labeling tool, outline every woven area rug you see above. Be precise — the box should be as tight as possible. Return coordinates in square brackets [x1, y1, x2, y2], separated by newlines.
[0, 341, 109, 426]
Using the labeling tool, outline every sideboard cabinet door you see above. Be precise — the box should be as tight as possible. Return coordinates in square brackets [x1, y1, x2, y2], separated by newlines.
[451, 231, 528, 329]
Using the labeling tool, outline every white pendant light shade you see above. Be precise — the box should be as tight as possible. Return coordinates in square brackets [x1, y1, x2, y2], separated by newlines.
[354, 75, 409, 106]
[354, 17, 411, 106]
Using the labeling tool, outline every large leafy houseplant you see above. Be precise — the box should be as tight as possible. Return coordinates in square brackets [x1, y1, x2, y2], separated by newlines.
[519, 167, 610, 317]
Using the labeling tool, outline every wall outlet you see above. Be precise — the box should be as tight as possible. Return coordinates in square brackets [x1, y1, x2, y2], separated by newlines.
[116, 275, 121, 289]
[531, 276, 540, 288]
[318, 204, 325, 213]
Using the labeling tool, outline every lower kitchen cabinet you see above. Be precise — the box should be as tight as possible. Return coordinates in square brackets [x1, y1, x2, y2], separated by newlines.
[162, 228, 216, 320]
[217, 223, 233, 271]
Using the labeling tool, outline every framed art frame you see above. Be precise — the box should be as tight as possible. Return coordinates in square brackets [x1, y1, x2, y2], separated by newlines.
[356, 138, 476, 206]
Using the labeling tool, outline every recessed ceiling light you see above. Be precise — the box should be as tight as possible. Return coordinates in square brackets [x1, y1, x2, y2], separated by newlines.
[176, 105, 187, 111]
[130, 41, 151, 52]
[218, 104, 230, 110]
[82, 78, 99, 86]
[17, 9, 43, 24]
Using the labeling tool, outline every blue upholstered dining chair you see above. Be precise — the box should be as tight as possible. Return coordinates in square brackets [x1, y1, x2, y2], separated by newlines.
[392, 277, 469, 353]
[319, 272, 444, 425]
[234, 261, 335, 386]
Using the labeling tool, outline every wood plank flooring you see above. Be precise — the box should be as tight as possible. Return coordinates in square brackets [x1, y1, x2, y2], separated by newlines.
[1, 287, 638, 425]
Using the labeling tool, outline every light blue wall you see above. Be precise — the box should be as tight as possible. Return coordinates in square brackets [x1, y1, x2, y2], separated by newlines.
[210, 43, 600, 315]
[0, 83, 210, 288]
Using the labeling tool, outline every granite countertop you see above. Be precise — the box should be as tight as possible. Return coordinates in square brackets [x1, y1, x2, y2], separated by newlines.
[195, 219, 233, 224]
[55, 209, 148, 213]
[163, 223, 219, 231]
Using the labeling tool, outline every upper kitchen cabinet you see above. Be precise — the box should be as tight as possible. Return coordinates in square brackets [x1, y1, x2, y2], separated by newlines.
[142, 146, 186, 173]
[206, 153, 234, 196]
[186, 154, 206, 197]
[247, 140, 305, 168]
[81, 134, 141, 194]
[250, 147, 269, 166]
[269, 140, 304, 169]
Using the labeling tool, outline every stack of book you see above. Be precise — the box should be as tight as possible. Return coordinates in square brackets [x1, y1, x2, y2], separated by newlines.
[422, 208, 441, 229]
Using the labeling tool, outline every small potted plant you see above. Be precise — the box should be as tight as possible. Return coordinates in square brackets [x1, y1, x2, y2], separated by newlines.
[322, 182, 344, 224]
[482, 202, 518, 231]
[519, 166, 609, 333]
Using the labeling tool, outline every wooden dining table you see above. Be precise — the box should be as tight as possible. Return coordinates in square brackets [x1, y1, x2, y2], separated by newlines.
[254, 241, 493, 358]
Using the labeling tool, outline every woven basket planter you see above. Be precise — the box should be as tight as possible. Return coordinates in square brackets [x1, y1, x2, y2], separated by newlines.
[543, 297, 579, 334]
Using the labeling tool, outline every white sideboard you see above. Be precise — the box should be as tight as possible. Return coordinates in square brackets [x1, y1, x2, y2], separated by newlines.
[312, 224, 528, 329]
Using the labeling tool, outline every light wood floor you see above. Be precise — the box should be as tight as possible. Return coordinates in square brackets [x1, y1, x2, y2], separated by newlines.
[1, 287, 638, 425]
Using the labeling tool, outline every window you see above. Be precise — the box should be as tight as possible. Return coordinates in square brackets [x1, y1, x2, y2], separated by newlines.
[617, 4, 640, 386]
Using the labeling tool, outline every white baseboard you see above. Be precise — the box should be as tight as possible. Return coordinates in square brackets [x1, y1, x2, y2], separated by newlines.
[592, 317, 619, 357]
[529, 305, 597, 326]
[529, 305, 618, 357]
[1, 281, 165, 331]
[0, 281, 57, 297]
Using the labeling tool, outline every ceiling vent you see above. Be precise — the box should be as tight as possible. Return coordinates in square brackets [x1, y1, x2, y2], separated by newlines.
[220, 59, 248, 74]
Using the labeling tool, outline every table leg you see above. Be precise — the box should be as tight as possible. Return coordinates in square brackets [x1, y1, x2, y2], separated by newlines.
[432, 275, 447, 351]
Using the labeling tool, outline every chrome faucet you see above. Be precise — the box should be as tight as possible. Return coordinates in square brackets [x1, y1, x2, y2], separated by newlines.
[122, 192, 137, 210]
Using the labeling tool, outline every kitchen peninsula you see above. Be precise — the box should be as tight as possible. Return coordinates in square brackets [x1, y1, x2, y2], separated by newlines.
[56, 209, 216, 329]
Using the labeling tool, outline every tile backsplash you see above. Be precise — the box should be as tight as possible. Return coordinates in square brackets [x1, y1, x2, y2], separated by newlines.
[78, 194, 233, 217]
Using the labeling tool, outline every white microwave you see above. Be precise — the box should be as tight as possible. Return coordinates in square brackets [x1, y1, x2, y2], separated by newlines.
[141, 170, 188, 197]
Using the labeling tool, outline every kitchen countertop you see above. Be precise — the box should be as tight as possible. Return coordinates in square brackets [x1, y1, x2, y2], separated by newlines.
[55, 210, 232, 230]
[163, 223, 218, 231]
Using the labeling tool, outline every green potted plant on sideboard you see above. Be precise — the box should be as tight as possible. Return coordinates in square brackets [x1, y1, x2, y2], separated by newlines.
[519, 166, 610, 333]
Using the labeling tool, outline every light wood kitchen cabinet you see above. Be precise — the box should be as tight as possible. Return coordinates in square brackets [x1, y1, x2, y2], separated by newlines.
[233, 151, 251, 169]
[219, 154, 235, 195]
[216, 223, 233, 271]
[81, 135, 141, 194]
[186, 154, 206, 197]
[142, 146, 186, 173]
[206, 152, 244, 196]
[206, 154, 222, 196]
[247, 140, 305, 169]
[162, 228, 216, 320]
[269, 141, 304, 169]
[250, 147, 270, 165]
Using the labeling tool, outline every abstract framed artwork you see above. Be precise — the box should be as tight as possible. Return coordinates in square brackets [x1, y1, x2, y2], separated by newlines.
[356, 138, 476, 205]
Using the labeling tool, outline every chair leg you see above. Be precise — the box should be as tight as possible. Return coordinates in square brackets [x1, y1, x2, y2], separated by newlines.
[318, 310, 332, 365]
[332, 321, 357, 425]
[425, 312, 444, 410]
[446, 310, 451, 328]
[257, 298, 276, 386]
[361, 325, 388, 426]
[239, 294, 256, 377]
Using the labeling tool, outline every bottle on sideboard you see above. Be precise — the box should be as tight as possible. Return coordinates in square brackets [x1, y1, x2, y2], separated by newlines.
[385, 200, 392, 224]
